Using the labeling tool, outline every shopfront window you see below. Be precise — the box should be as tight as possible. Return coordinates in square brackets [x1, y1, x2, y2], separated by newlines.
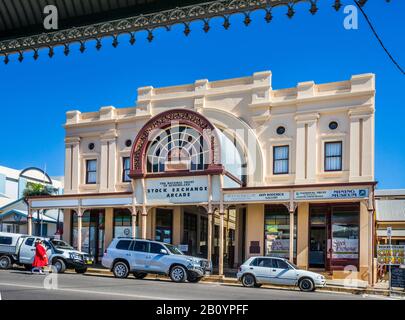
[332, 209, 359, 260]
[114, 208, 139, 238]
[264, 205, 296, 259]
[155, 209, 173, 244]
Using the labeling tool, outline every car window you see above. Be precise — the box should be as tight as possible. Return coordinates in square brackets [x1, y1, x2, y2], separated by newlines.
[256, 258, 275, 268]
[250, 258, 258, 266]
[165, 244, 183, 255]
[149, 243, 165, 254]
[43, 241, 53, 250]
[116, 240, 132, 251]
[25, 238, 35, 246]
[0, 236, 12, 245]
[132, 241, 149, 252]
[275, 259, 290, 270]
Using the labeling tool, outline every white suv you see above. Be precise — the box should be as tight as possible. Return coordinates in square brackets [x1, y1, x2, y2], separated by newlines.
[237, 256, 326, 292]
[102, 238, 212, 283]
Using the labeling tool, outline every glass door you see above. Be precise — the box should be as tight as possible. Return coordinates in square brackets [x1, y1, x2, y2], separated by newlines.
[72, 209, 105, 262]
[155, 209, 173, 244]
[309, 212, 327, 268]
[183, 212, 197, 256]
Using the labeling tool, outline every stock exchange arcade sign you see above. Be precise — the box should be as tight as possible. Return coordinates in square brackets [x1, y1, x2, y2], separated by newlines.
[146, 176, 209, 204]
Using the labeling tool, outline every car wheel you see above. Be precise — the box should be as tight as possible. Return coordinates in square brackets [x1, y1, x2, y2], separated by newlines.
[170, 265, 187, 283]
[242, 274, 256, 288]
[113, 261, 129, 279]
[53, 259, 66, 274]
[133, 272, 147, 279]
[0, 256, 12, 269]
[75, 268, 87, 274]
[187, 272, 202, 283]
[298, 278, 315, 292]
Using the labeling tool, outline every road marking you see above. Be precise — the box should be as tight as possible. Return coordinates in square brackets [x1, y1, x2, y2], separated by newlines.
[0, 282, 172, 300]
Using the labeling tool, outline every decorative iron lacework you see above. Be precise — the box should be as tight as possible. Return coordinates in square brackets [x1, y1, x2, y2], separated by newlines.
[0, 0, 374, 63]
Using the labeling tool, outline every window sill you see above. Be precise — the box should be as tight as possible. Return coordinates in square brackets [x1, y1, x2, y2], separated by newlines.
[80, 184, 99, 191]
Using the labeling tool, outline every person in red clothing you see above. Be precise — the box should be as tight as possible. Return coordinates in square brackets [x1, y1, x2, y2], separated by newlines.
[32, 240, 48, 274]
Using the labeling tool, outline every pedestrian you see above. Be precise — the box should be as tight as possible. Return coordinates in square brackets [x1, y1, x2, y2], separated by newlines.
[32, 240, 48, 275]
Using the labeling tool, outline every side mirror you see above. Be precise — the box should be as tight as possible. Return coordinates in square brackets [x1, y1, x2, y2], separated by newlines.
[160, 249, 168, 255]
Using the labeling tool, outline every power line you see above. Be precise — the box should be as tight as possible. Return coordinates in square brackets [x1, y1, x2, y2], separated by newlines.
[354, 1, 405, 75]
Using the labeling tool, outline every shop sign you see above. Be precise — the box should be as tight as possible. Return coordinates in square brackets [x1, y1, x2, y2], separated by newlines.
[146, 176, 209, 204]
[294, 188, 369, 200]
[178, 244, 189, 252]
[265, 238, 290, 258]
[224, 192, 290, 203]
[377, 245, 405, 265]
[391, 266, 405, 289]
[332, 238, 359, 259]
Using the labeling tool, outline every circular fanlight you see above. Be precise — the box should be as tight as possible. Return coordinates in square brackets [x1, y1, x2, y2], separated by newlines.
[88, 143, 95, 150]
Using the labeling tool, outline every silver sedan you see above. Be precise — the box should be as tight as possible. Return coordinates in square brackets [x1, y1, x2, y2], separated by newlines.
[237, 256, 326, 292]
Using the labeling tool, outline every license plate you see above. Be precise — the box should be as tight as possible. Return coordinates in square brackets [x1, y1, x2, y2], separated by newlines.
[86, 261, 93, 265]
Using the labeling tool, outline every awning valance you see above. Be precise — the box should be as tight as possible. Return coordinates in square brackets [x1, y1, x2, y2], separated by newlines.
[0, 0, 371, 61]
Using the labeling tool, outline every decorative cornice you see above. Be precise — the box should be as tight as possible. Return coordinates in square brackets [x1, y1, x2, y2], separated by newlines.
[0, 0, 372, 63]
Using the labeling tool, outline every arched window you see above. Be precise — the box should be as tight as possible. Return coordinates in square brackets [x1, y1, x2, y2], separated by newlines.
[146, 125, 210, 173]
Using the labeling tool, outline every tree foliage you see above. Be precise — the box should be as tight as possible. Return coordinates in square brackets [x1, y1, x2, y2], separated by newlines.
[23, 182, 58, 198]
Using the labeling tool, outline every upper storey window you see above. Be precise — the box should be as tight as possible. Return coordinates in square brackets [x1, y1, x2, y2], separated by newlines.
[325, 142, 342, 171]
[86, 159, 97, 184]
[273, 145, 289, 174]
[122, 157, 131, 182]
[146, 125, 210, 173]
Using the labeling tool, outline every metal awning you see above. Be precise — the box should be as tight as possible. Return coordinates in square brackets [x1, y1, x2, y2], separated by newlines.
[376, 199, 405, 222]
[0, 0, 369, 62]
[377, 229, 405, 238]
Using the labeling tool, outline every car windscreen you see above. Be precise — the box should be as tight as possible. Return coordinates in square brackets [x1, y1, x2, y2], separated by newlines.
[43, 241, 55, 251]
[165, 244, 183, 255]
[53, 240, 74, 250]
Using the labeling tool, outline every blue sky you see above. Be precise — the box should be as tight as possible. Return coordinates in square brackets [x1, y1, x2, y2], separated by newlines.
[0, 1, 404, 189]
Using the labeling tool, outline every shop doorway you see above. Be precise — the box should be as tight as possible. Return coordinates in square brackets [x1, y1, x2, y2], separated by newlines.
[72, 209, 105, 262]
[183, 212, 198, 256]
[155, 208, 173, 244]
[309, 203, 360, 272]
[309, 226, 327, 268]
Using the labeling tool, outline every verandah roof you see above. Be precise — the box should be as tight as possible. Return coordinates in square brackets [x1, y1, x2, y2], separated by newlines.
[0, 0, 363, 61]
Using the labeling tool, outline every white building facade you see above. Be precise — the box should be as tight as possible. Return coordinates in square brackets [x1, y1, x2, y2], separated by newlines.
[29, 71, 376, 281]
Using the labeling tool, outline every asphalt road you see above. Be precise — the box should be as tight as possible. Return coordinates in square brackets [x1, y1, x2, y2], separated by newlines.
[0, 269, 391, 300]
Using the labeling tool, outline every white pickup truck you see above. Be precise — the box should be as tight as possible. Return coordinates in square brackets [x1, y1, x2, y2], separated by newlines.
[0, 232, 94, 273]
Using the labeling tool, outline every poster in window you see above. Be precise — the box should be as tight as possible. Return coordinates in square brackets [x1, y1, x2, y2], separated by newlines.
[332, 238, 358, 259]
[265, 236, 289, 258]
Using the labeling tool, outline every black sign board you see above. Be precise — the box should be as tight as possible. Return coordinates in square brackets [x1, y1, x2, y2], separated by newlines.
[391, 266, 405, 289]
